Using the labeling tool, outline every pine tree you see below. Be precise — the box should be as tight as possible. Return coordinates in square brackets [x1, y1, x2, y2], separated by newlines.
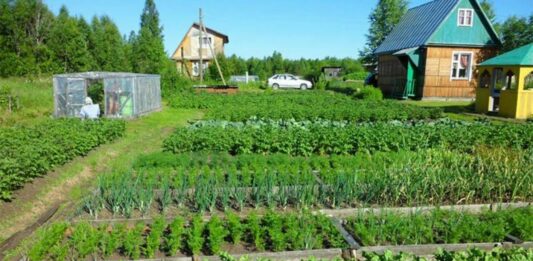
[90, 16, 128, 71]
[359, 0, 408, 64]
[132, 0, 166, 74]
[48, 6, 93, 72]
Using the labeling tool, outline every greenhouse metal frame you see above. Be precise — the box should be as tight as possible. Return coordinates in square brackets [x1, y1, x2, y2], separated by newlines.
[53, 72, 161, 119]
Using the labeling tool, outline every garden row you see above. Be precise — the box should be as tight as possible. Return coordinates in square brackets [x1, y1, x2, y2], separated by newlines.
[163, 120, 533, 156]
[170, 92, 443, 122]
[81, 149, 532, 217]
[29, 212, 345, 260]
[28, 207, 532, 260]
[0, 119, 125, 200]
[360, 248, 532, 261]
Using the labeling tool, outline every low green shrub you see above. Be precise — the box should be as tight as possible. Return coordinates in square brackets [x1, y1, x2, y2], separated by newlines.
[342, 71, 367, 81]
[352, 86, 383, 101]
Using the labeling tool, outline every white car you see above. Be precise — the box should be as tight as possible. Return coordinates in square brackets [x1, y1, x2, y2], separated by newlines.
[268, 74, 313, 90]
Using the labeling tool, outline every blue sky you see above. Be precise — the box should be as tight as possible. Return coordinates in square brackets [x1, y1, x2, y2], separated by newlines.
[44, 0, 532, 59]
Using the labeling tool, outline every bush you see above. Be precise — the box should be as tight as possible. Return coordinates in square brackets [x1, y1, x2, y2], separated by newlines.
[352, 86, 383, 101]
[314, 73, 328, 91]
[343, 71, 367, 81]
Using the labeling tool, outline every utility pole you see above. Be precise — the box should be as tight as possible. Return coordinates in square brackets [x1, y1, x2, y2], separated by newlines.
[199, 8, 203, 83]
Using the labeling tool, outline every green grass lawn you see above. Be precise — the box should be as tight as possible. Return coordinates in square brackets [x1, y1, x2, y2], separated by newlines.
[0, 78, 53, 126]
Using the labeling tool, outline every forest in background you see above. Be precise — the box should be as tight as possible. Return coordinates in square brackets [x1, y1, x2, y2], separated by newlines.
[0, 0, 531, 90]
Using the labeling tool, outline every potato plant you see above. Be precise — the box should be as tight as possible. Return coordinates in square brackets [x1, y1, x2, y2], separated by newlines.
[169, 92, 443, 122]
[0, 119, 125, 200]
[163, 120, 533, 156]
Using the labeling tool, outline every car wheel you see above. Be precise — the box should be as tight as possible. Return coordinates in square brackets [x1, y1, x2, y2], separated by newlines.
[300, 84, 308, 90]
[272, 83, 279, 90]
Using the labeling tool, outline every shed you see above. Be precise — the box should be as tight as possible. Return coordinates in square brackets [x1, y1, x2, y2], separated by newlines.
[475, 43, 533, 119]
[321, 67, 343, 80]
[53, 72, 161, 119]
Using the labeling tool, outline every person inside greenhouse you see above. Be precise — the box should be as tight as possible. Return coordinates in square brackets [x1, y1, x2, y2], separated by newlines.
[79, 97, 100, 119]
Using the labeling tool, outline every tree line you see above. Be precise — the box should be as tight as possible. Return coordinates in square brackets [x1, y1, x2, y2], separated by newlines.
[0, 0, 166, 77]
[206, 52, 365, 82]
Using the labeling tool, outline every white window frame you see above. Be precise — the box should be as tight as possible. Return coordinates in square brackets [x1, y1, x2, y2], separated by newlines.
[450, 51, 474, 81]
[457, 8, 474, 27]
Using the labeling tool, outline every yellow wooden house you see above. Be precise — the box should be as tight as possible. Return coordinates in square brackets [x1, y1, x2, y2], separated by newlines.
[475, 43, 533, 119]
[171, 23, 229, 78]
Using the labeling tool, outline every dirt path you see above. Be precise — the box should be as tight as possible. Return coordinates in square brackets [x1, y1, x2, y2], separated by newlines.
[0, 108, 202, 258]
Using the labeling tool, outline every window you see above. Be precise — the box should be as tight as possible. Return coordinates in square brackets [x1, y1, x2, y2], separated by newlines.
[192, 61, 209, 77]
[201, 36, 212, 45]
[505, 70, 517, 90]
[451, 52, 473, 80]
[479, 70, 491, 88]
[458, 9, 474, 26]
[525, 72, 533, 90]
[492, 68, 505, 91]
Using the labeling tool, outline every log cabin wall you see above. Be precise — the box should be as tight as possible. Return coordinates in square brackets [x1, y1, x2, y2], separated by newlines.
[378, 55, 406, 97]
[421, 46, 497, 99]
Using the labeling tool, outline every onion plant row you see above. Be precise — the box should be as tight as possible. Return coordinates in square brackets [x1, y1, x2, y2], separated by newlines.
[27, 212, 346, 260]
[163, 120, 533, 156]
[0, 119, 125, 200]
[83, 149, 532, 217]
[345, 207, 532, 246]
[169, 92, 443, 122]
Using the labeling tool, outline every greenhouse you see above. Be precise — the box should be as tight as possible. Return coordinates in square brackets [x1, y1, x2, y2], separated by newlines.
[53, 72, 161, 119]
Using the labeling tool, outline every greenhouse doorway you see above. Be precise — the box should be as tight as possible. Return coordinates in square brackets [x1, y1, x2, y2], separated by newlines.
[53, 72, 162, 119]
[87, 79, 105, 114]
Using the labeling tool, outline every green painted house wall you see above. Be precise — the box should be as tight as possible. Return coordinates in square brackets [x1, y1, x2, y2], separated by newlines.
[429, 0, 498, 46]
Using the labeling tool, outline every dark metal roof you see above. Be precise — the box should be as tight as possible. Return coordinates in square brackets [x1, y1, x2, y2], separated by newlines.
[192, 23, 229, 43]
[374, 0, 459, 55]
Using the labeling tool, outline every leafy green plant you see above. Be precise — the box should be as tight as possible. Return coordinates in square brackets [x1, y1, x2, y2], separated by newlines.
[247, 212, 265, 251]
[263, 212, 286, 251]
[0, 119, 125, 200]
[123, 223, 144, 259]
[99, 224, 123, 258]
[207, 215, 228, 254]
[70, 222, 99, 259]
[226, 211, 243, 244]
[352, 86, 383, 101]
[187, 215, 205, 255]
[27, 223, 68, 260]
[166, 216, 185, 256]
[145, 216, 165, 258]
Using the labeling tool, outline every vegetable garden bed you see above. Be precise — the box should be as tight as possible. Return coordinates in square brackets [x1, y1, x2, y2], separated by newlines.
[78, 149, 532, 218]
[169, 92, 443, 122]
[0, 119, 125, 200]
[163, 120, 533, 156]
[27, 208, 532, 260]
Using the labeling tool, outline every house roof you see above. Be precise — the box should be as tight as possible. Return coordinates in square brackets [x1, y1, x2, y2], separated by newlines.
[374, 0, 500, 55]
[375, 0, 459, 55]
[192, 23, 229, 43]
[479, 43, 533, 67]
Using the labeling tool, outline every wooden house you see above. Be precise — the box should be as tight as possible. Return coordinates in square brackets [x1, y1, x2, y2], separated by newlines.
[171, 23, 229, 78]
[374, 0, 501, 99]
